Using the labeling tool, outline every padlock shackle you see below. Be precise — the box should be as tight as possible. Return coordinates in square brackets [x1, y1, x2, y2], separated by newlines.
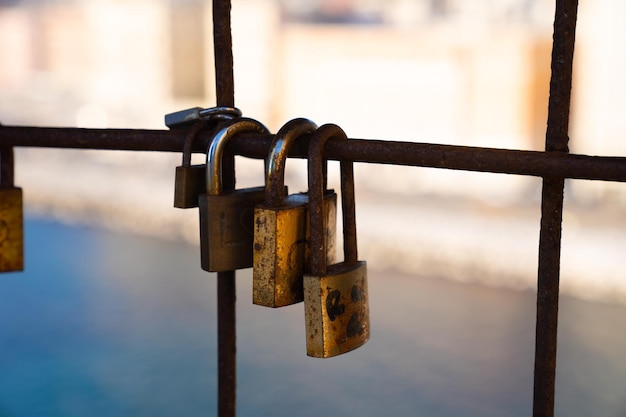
[0, 146, 14, 188]
[180, 106, 244, 167]
[265, 118, 317, 207]
[308, 124, 358, 276]
[181, 121, 207, 167]
[206, 117, 269, 195]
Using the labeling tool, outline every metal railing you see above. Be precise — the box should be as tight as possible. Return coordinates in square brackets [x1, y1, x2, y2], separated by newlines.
[1, 0, 618, 416]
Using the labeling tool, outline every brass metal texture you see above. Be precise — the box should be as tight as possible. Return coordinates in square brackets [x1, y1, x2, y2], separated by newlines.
[253, 191, 337, 307]
[174, 164, 206, 208]
[304, 124, 369, 358]
[199, 117, 269, 272]
[0, 187, 23, 272]
[304, 261, 368, 358]
[199, 187, 267, 272]
[253, 195, 307, 307]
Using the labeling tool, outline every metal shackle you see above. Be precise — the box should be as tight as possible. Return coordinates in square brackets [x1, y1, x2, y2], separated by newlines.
[181, 121, 207, 167]
[205, 117, 269, 195]
[264, 118, 317, 208]
[307, 124, 357, 276]
[198, 106, 242, 121]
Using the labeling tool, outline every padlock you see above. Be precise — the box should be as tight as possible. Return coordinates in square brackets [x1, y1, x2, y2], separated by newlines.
[173, 121, 208, 208]
[0, 147, 23, 272]
[303, 124, 369, 358]
[198, 117, 274, 272]
[171, 106, 242, 208]
[252, 118, 337, 308]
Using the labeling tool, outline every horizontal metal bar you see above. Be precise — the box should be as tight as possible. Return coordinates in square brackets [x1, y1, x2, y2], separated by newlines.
[2, 125, 626, 182]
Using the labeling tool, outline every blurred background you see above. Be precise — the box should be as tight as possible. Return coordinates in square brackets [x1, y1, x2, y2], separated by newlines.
[1, 0, 626, 416]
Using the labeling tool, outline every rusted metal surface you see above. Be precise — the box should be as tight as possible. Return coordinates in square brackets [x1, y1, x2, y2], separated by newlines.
[533, 1, 579, 417]
[217, 271, 236, 417]
[2, 125, 626, 182]
[1, 146, 14, 187]
[212, 1, 237, 416]
[213, 0, 235, 109]
[534, 177, 565, 417]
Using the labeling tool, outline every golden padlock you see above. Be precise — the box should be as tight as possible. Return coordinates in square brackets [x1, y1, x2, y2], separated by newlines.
[303, 124, 369, 358]
[253, 118, 337, 308]
[0, 147, 23, 272]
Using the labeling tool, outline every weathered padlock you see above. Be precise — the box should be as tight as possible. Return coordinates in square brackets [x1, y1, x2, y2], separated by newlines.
[252, 118, 337, 308]
[172, 106, 242, 209]
[0, 147, 23, 272]
[303, 124, 369, 358]
[198, 117, 272, 272]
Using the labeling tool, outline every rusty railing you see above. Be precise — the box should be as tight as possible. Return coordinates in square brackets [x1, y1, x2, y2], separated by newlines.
[2, 1, 619, 416]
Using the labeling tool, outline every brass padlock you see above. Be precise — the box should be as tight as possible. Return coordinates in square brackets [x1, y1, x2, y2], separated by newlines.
[303, 124, 369, 358]
[198, 117, 271, 272]
[173, 122, 207, 208]
[0, 147, 23, 272]
[252, 118, 337, 308]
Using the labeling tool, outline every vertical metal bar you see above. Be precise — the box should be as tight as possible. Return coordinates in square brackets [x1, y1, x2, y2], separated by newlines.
[213, 0, 235, 108]
[213, 0, 237, 416]
[217, 270, 237, 417]
[533, 1, 579, 416]
[0, 146, 14, 187]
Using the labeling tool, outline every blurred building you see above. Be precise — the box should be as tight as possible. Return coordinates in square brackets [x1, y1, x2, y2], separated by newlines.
[0, 0, 624, 203]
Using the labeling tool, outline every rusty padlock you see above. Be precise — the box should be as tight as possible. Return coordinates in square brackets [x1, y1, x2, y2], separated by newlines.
[172, 106, 242, 209]
[198, 117, 273, 272]
[252, 118, 337, 308]
[0, 147, 23, 272]
[303, 124, 369, 358]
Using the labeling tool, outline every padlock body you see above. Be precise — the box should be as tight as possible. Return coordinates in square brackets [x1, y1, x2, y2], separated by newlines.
[304, 261, 369, 358]
[0, 187, 23, 272]
[198, 186, 266, 272]
[174, 164, 206, 208]
[253, 191, 337, 308]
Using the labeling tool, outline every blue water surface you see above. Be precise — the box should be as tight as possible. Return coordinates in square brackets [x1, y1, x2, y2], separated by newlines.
[1, 219, 625, 417]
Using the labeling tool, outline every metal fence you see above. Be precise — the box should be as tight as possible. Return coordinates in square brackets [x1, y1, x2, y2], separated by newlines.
[1, 0, 621, 416]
